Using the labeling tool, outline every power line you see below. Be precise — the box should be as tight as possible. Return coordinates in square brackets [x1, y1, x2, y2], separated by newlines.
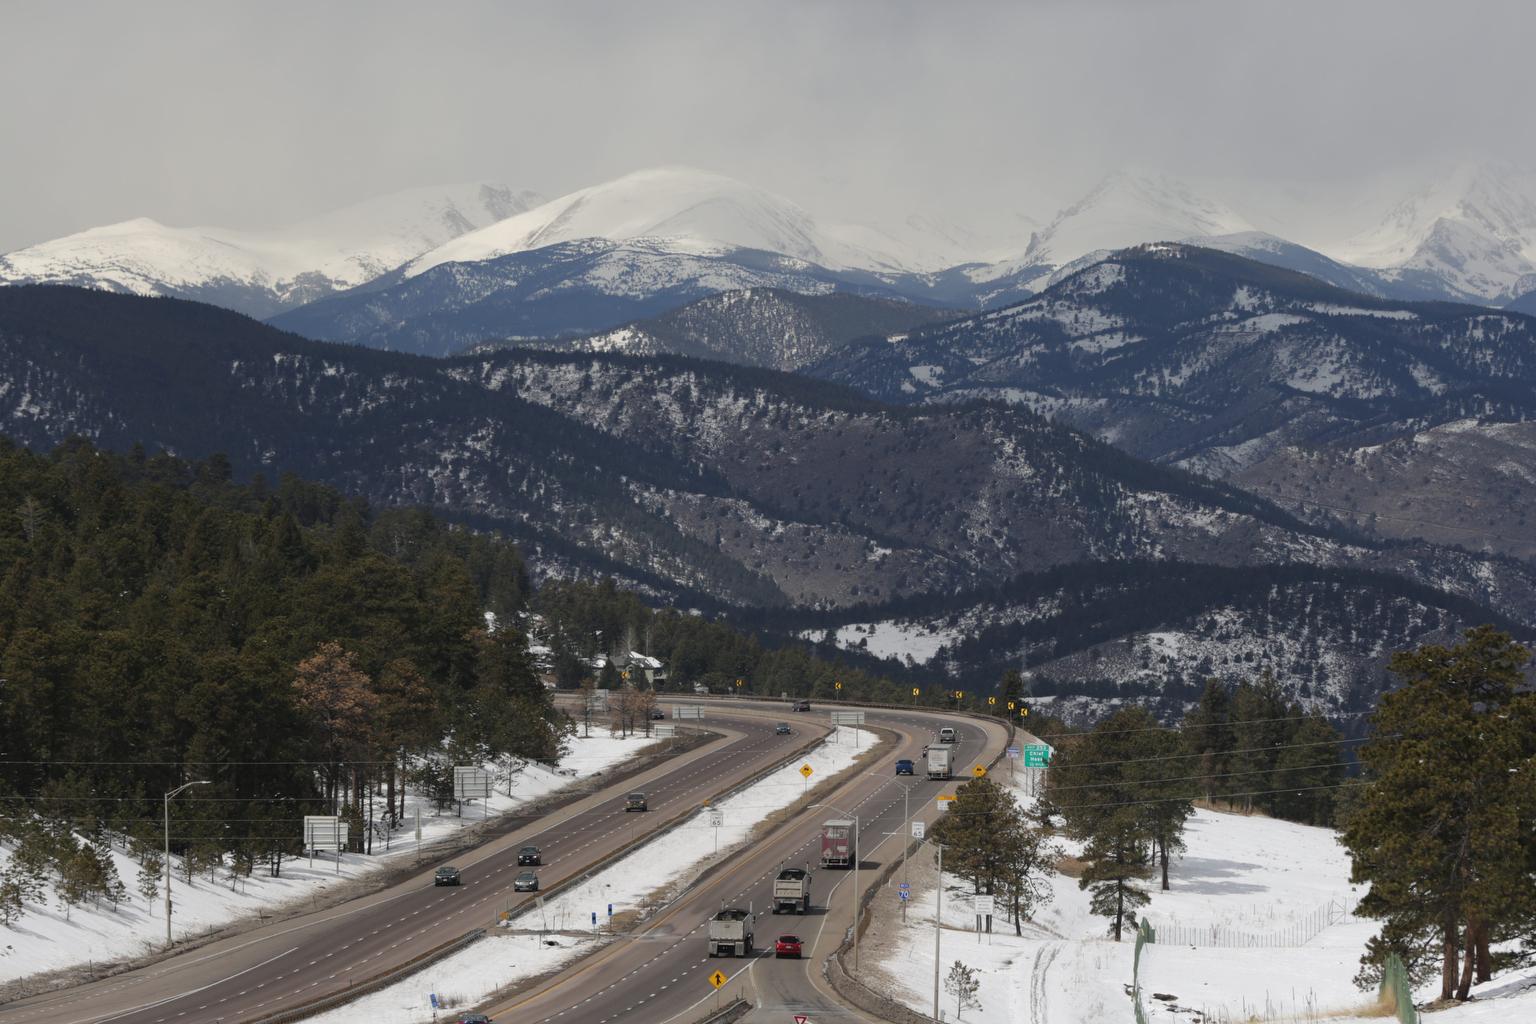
[1044, 757, 1351, 794]
[1032, 709, 1373, 740]
[1033, 733, 1375, 772]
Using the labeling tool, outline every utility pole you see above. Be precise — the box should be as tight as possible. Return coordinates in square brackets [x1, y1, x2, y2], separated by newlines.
[933, 842, 943, 1023]
[164, 780, 210, 948]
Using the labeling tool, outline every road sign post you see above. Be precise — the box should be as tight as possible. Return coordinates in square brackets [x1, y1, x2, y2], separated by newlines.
[974, 894, 995, 941]
[800, 761, 813, 796]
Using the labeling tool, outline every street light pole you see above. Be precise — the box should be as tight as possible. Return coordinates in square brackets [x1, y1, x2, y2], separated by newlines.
[164, 780, 211, 948]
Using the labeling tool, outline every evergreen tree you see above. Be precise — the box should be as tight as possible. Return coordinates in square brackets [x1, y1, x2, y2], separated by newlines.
[1341, 627, 1536, 1002]
[1182, 679, 1232, 803]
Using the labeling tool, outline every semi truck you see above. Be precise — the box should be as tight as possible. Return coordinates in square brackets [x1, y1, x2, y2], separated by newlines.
[772, 867, 812, 914]
[820, 819, 854, 868]
[707, 908, 754, 957]
[926, 742, 954, 779]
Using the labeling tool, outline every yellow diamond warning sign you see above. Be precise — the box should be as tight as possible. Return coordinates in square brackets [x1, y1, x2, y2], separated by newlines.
[973, 764, 987, 778]
[800, 763, 814, 779]
[709, 969, 728, 989]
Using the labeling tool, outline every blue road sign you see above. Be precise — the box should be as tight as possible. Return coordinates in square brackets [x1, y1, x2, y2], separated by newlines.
[898, 891, 909, 901]
[608, 903, 613, 916]
[591, 911, 597, 926]
[430, 993, 440, 1009]
[898, 881, 910, 890]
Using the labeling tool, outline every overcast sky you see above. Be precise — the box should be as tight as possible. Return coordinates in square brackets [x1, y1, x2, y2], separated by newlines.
[2, 0, 1533, 251]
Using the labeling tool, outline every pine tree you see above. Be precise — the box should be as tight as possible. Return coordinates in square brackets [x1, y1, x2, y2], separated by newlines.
[1341, 627, 1536, 1002]
[1044, 706, 1173, 934]
[0, 870, 27, 925]
[944, 960, 982, 1019]
[1079, 829, 1152, 941]
[137, 850, 163, 904]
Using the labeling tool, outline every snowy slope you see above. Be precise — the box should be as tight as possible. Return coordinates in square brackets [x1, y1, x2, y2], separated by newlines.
[0, 183, 540, 317]
[403, 167, 947, 277]
[1329, 161, 1536, 302]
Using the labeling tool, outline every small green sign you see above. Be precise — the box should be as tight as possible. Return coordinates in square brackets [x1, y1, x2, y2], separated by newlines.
[1023, 744, 1051, 768]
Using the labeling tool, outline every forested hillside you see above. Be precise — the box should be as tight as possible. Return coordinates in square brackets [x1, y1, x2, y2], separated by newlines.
[0, 439, 555, 902]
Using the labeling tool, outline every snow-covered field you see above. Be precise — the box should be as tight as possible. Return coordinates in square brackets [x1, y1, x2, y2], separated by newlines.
[307, 725, 874, 1024]
[863, 771, 1534, 1024]
[0, 734, 655, 984]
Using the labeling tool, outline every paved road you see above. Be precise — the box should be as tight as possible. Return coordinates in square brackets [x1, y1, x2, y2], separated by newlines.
[479, 706, 1012, 1024]
[0, 711, 821, 1024]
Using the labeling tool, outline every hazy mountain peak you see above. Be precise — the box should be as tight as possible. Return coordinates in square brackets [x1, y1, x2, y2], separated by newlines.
[1019, 170, 1253, 269]
[1334, 161, 1536, 299]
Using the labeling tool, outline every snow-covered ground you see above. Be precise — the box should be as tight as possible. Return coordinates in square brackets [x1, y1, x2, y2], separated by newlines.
[862, 769, 1504, 1024]
[307, 725, 875, 1024]
[0, 734, 655, 984]
[800, 620, 964, 665]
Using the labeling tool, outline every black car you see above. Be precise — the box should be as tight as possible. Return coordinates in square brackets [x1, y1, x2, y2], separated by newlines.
[457, 1014, 493, 1024]
[895, 758, 915, 775]
[513, 870, 539, 892]
[434, 866, 461, 886]
[517, 845, 541, 866]
[650, 708, 666, 720]
[792, 700, 811, 712]
[775, 722, 792, 735]
[625, 792, 648, 811]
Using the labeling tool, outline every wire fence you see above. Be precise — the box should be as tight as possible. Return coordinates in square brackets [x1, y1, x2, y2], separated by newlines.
[1148, 896, 1356, 949]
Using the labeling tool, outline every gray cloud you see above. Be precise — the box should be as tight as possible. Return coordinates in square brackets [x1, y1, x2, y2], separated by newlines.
[2, 0, 1533, 251]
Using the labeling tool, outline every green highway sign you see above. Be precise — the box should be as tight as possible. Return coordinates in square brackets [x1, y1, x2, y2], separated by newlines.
[1023, 744, 1051, 768]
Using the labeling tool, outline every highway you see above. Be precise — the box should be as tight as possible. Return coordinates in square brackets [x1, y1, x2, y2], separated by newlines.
[0, 711, 823, 1024]
[478, 704, 1012, 1024]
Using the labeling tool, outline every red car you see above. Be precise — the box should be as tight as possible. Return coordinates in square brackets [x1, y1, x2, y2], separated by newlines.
[775, 934, 803, 959]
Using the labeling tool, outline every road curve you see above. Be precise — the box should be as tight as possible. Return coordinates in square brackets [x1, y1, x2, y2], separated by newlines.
[0, 711, 825, 1024]
[477, 703, 1011, 1024]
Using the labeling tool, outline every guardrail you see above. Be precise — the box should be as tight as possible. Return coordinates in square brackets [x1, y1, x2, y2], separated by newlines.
[692, 995, 751, 1024]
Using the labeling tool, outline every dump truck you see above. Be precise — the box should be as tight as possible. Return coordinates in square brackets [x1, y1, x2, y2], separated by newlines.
[820, 819, 854, 868]
[926, 742, 954, 779]
[707, 908, 754, 957]
[772, 867, 812, 914]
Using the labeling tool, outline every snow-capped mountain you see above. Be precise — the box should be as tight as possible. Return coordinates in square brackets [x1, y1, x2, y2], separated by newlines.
[967, 171, 1255, 291]
[403, 167, 950, 278]
[0, 183, 541, 317]
[1329, 162, 1536, 303]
